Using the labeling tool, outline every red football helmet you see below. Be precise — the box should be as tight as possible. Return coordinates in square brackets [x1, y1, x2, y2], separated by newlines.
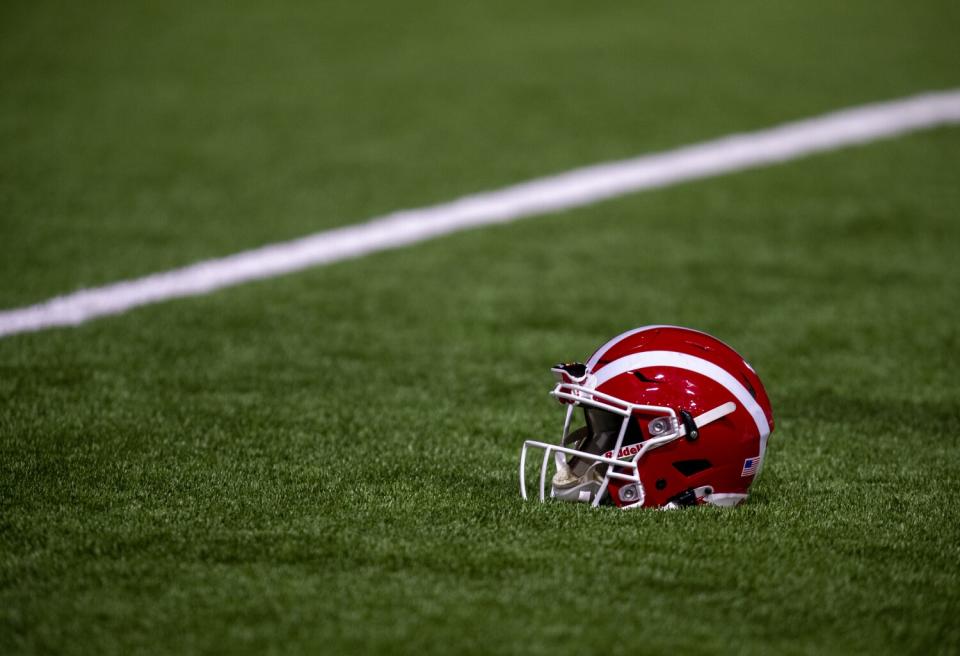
[519, 326, 774, 509]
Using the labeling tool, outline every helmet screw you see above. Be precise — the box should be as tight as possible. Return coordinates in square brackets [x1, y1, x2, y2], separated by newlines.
[656, 478, 667, 490]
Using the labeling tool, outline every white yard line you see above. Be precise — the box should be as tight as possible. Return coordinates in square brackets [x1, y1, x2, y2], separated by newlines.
[3, 89, 960, 338]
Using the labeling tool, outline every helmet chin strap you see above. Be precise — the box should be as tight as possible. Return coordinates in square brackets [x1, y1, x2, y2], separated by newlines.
[551, 401, 738, 506]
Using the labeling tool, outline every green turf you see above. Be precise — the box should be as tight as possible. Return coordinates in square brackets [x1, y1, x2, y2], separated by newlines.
[2, 0, 959, 307]
[3, 1, 960, 655]
[3, 128, 959, 654]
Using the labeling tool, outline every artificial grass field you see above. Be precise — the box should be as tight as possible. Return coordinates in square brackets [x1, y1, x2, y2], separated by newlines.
[2, 1, 960, 654]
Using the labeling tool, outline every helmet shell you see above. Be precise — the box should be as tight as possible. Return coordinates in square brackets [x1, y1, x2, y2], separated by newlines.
[585, 326, 774, 508]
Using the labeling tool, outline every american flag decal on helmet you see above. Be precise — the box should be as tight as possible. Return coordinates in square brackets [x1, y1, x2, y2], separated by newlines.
[741, 456, 760, 477]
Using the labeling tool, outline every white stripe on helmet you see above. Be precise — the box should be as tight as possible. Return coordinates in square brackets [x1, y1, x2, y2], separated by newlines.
[588, 350, 771, 465]
[585, 325, 676, 369]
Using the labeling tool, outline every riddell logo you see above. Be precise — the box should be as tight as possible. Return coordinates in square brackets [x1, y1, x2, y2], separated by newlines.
[605, 443, 642, 459]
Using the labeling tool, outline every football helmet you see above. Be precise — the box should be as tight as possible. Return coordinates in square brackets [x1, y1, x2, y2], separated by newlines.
[519, 326, 774, 509]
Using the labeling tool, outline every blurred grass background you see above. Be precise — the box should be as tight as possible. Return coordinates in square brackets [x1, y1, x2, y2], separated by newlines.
[2, 0, 959, 306]
[2, 1, 960, 654]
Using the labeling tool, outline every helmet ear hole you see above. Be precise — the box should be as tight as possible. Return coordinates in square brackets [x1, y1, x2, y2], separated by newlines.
[672, 459, 712, 476]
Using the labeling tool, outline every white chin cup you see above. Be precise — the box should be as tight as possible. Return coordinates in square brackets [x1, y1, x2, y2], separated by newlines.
[550, 453, 604, 504]
[551, 479, 601, 504]
[551, 470, 646, 507]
